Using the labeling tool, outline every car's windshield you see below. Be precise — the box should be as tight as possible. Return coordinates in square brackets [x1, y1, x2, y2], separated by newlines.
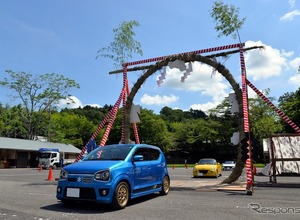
[39, 153, 51, 159]
[84, 145, 133, 161]
[224, 161, 234, 164]
[198, 159, 216, 165]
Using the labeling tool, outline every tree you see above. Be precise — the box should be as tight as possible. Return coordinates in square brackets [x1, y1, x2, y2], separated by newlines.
[278, 88, 300, 132]
[0, 104, 27, 138]
[210, 0, 245, 40]
[209, 1, 247, 183]
[209, 98, 239, 146]
[137, 109, 171, 150]
[96, 20, 143, 68]
[0, 70, 80, 140]
[249, 89, 283, 139]
[49, 112, 95, 148]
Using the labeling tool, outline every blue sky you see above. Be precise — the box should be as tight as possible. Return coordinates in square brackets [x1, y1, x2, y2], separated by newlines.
[1, 0, 300, 114]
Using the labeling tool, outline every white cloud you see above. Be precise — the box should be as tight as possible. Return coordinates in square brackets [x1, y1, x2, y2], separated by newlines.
[289, 57, 300, 70]
[280, 10, 300, 21]
[288, 0, 296, 8]
[288, 75, 300, 86]
[190, 102, 220, 113]
[158, 62, 229, 103]
[189, 88, 257, 113]
[140, 94, 179, 105]
[57, 96, 83, 109]
[57, 96, 101, 109]
[244, 41, 290, 80]
[85, 103, 102, 108]
[247, 87, 258, 99]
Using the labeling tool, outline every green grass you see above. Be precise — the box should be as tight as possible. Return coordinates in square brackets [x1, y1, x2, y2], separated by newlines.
[167, 164, 193, 168]
[167, 163, 266, 168]
[253, 163, 265, 168]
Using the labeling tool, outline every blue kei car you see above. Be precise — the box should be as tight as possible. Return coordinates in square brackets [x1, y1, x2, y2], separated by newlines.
[56, 144, 170, 209]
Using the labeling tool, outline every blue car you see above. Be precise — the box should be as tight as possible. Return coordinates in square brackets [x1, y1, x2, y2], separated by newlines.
[56, 144, 170, 209]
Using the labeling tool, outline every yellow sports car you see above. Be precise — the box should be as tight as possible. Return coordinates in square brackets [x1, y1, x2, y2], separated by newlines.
[193, 158, 222, 178]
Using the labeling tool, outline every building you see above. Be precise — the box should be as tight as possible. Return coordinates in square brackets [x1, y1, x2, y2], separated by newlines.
[0, 137, 81, 168]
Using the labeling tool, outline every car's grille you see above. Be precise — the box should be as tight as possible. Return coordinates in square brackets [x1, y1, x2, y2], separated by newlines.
[64, 188, 96, 200]
[68, 178, 77, 182]
[80, 188, 96, 200]
[67, 175, 93, 183]
[82, 176, 93, 183]
[199, 170, 208, 174]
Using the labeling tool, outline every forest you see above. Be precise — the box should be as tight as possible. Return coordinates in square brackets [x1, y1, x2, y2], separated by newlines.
[1, 87, 299, 164]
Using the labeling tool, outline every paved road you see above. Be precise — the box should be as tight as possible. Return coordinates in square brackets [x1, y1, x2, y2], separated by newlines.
[0, 168, 299, 220]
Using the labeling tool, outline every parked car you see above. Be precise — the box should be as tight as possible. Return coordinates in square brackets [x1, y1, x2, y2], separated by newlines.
[56, 144, 170, 209]
[222, 160, 236, 170]
[193, 158, 222, 178]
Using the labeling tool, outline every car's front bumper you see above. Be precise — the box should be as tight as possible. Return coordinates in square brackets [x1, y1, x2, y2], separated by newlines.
[56, 174, 114, 204]
[193, 169, 217, 177]
[222, 166, 235, 170]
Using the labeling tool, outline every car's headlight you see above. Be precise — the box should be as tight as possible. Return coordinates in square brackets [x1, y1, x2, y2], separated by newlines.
[60, 169, 68, 179]
[211, 167, 215, 171]
[94, 170, 110, 181]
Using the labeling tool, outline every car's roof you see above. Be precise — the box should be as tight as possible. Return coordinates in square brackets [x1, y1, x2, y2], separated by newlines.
[104, 143, 161, 150]
[199, 158, 216, 160]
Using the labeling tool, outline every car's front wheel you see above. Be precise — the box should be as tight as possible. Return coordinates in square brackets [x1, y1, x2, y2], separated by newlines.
[160, 176, 170, 195]
[215, 171, 219, 178]
[112, 181, 129, 209]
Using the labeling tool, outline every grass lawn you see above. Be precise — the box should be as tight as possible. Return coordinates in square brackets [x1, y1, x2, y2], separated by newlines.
[167, 163, 266, 168]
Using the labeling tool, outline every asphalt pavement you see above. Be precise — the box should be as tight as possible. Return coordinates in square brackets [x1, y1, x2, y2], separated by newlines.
[169, 167, 300, 193]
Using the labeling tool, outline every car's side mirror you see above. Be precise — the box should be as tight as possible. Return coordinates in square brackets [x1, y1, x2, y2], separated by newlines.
[133, 155, 144, 162]
[195, 163, 198, 165]
[217, 162, 220, 165]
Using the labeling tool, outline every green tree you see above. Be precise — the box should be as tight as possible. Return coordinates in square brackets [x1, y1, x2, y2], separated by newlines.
[0, 70, 80, 140]
[49, 112, 95, 148]
[208, 96, 239, 145]
[96, 20, 143, 68]
[210, 1, 247, 184]
[278, 88, 300, 132]
[61, 105, 106, 126]
[249, 89, 283, 139]
[170, 118, 221, 154]
[210, 0, 245, 39]
[138, 109, 171, 150]
[0, 104, 27, 138]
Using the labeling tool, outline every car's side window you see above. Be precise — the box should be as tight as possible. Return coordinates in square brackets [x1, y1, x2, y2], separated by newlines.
[148, 148, 160, 161]
[133, 147, 149, 161]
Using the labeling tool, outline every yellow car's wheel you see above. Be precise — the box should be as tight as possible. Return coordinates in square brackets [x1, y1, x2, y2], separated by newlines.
[112, 181, 129, 209]
[215, 171, 219, 178]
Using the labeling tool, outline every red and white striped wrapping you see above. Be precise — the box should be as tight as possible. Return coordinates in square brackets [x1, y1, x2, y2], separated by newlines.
[121, 66, 128, 144]
[239, 47, 250, 133]
[246, 79, 300, 134]
[133, 123, 140, 144]
[99, 89, 125, 147]
[124, 43, 245, 67]
[75, 88, 125, 162]
[121, 68, 141, 144]
[246, 158, 253, 185]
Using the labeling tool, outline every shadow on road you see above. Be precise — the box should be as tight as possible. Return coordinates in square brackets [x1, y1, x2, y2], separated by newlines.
[40, 194, 160, 213]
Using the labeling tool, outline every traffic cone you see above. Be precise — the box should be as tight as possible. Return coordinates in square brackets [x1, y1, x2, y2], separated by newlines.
[253, 166, 257, 175]
[39, 164, 42, 172]
[46, 167, 54, 181]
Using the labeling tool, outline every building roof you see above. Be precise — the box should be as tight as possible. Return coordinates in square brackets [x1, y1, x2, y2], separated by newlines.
[0, 137, 81, 154]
